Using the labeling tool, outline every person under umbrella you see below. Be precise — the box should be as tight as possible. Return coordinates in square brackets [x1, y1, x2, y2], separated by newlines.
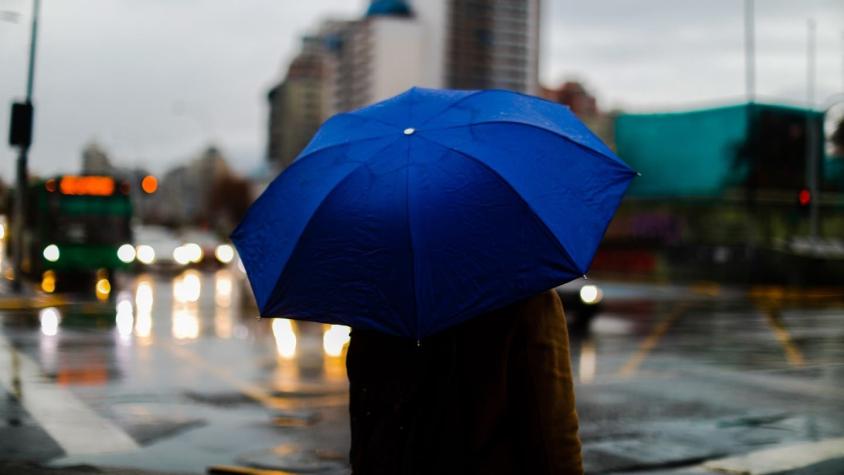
[347, 289, 581, 474]
[232, 87, 636, 474]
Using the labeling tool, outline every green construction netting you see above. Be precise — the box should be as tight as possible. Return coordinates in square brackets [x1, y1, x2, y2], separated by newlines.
[615, 103, 824, 197]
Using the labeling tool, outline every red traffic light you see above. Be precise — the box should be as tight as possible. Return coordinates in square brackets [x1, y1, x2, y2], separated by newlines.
[798, 189, 811, 207]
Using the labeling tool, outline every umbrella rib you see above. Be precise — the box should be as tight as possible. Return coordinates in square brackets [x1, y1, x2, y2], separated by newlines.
[413, 134, 584, 276]
[402, 138, 420, 340]
[289, 114, 401, 165]
[345, 110, 403, 131]
[421, 120, 635, 174]
[262, 136, 405, 317]
[415, 89, 487, 128]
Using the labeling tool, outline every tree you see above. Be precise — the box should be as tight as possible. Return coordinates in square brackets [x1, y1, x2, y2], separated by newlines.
[206, 174, 253, 234]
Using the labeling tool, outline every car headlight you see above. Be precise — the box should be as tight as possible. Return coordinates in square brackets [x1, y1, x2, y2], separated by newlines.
[43, 244, 60, 262]
[579, 285, 603, 305]
[117, 244, 136, 263]
[136, 245, 155, 264]
[182, 243, 203, 263]
[215, 244, 234, 264]
[173, 246, 191, 265]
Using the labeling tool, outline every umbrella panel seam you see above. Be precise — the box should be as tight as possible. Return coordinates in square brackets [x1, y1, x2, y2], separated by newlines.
[412, 133, 584, 277]
[402, 138, 420, 339]
[263, 136, 405, 318]
[421, 120, 634, 175]
[414, 89, 486, 129]
[289, 130, 398, 169]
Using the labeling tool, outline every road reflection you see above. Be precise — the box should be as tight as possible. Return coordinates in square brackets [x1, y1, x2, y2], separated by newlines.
[134, 276, 154, 342]
[174, 270, 201, 304]
[323, 324, 351, 357]
[39, 307, 61, 336]
[172, 270, 201, 340]
[272, 319, 297, 359]
[214, 270, 233, 339]
[115, 295, 134, 338]
[578, 336, 597, 383]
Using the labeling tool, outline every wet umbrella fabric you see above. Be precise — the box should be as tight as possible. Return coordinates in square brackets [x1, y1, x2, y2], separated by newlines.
[232, 87, 636, 339]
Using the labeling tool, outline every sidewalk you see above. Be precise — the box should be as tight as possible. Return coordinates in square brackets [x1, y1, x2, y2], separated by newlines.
[0, 277, 67, 311]
[0, 461, 193, 475]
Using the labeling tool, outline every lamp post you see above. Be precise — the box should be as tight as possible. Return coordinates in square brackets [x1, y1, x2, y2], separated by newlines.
[744, 0, 756, 102]
[8, 0, 40, 292]
[806, 19, 818, 241]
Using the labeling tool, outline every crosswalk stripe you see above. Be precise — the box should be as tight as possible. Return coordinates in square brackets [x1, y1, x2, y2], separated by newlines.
[0, 334, 139, 455]
[702, 437, 844, 474]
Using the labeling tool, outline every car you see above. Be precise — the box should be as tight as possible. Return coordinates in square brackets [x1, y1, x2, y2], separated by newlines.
[555, 277, 604, 331]
[133, 225, 183, 271]
[177, 229, 236, 267]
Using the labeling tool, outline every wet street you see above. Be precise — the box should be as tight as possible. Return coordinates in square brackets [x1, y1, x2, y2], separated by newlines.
[1, 269, 843, 474]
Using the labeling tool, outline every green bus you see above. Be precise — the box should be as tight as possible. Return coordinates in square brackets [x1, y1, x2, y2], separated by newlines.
[22, 175, 134, 296]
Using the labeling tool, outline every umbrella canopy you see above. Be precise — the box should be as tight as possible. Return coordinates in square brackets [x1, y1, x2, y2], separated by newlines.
[232, 87, 636, 339]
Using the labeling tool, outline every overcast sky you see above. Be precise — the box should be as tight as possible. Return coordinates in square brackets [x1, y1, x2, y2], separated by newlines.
[1, 0, 842, 180]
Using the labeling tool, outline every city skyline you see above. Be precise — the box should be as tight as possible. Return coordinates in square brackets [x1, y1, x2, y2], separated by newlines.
[1, 0, 842, 180]
[266, 0, 541, 170]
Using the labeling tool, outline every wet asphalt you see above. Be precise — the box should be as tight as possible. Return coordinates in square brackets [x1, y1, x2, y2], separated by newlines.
[0, 268, 842, 474]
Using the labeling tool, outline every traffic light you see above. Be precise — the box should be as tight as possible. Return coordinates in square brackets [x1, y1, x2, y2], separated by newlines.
[8, 101, 34, 148]
[798, 188, 811, 207]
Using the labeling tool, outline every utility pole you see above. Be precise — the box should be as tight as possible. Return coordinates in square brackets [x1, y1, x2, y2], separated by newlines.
[8, 0, 40, 292]
[744, 0, 756, 102]
[806, 18, 819, 241]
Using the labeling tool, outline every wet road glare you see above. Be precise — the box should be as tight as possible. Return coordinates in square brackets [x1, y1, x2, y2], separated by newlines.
[0, 269, 843, 474]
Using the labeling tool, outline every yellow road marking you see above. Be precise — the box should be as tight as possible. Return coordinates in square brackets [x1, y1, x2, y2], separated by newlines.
[617, 303, 688, 377]
[166, 344, 347, 411]
[207, 464, 296, 475]
[761, 306, 805, 368]
[166, 343, 282, 409]
[749, 286, 844, 301]
[0, 294, 67, 310]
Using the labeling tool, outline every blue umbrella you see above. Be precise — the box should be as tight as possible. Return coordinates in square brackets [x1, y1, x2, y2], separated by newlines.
[232, 87, 636, 339]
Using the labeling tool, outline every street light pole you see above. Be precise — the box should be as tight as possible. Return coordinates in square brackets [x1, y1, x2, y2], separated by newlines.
[806, 18, 819, 241]
[11, 0, 40, 292]
[744, 0, 756, 102]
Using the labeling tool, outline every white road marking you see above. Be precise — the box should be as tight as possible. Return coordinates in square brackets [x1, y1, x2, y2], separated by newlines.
[702, 437, 844, 474]
[0, 334, 139, 455]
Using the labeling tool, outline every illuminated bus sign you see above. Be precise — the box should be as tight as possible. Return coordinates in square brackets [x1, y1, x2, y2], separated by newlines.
[59, 176, 115, 196]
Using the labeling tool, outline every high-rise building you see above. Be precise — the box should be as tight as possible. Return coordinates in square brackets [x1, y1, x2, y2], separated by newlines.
[265, 0, 540, 170]
[266, 36, 328, 170]
[412, 0, 540, 94]
[342, 2, 428, 110]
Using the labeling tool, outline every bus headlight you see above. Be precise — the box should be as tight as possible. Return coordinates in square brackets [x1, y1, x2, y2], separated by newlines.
[117, 244, 136, 263]
[41, 270, 56, 293]
[136, 245, 155, 265]
[43, 244, 60, 262]
[215, 244, 234, 264]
